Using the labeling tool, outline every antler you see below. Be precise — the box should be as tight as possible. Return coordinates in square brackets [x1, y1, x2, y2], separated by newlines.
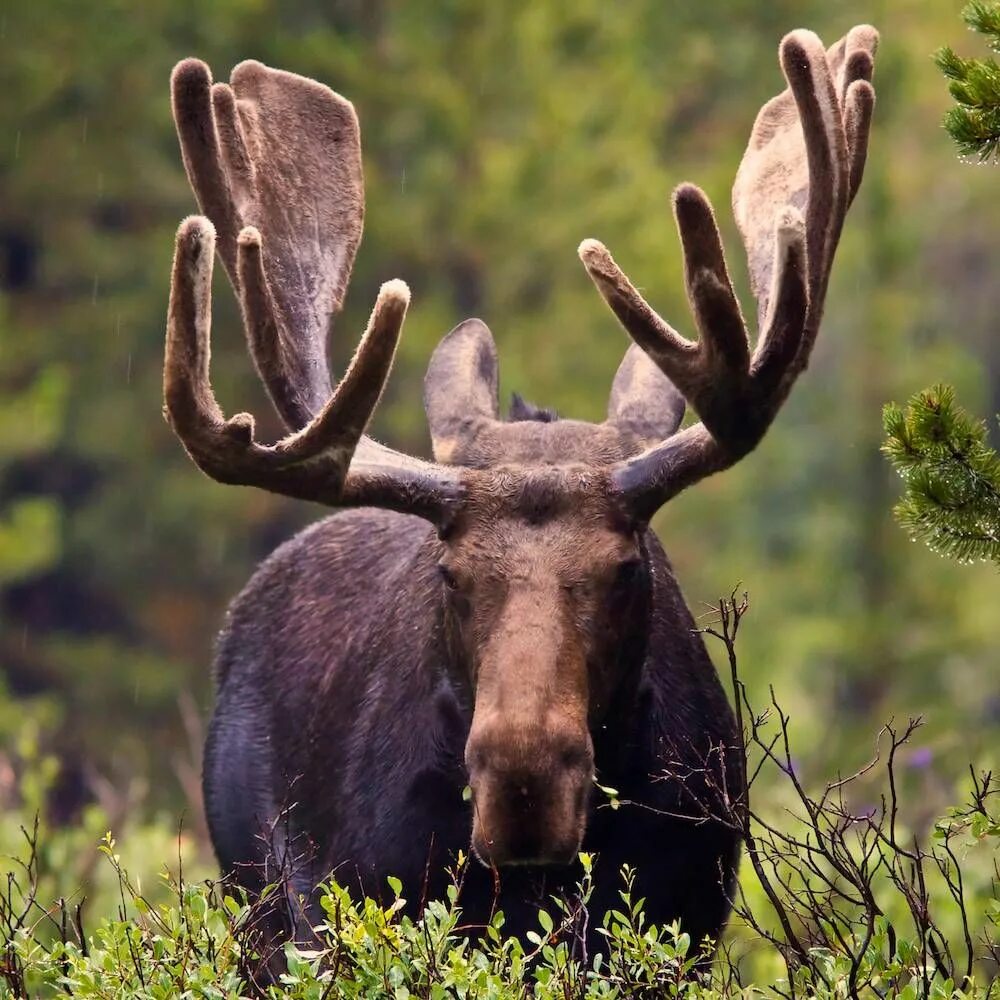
[171, 57, 364, 430]
[580, 26, 878, 521]
[164, 60, 464, 524]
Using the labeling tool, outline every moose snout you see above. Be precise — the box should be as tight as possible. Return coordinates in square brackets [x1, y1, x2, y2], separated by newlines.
[465, 726, 594, 867]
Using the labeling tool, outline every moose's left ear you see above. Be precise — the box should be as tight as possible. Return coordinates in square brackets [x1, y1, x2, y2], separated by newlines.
[606, 344, 685, 450]
[424, 318, 500, 463]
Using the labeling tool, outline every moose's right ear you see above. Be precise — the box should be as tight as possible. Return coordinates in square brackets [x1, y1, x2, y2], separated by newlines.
[606, 344, 685, 450]
[424, 319, 500, 463]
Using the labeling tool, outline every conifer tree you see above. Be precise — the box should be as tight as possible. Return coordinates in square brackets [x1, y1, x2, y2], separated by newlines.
[936, 1, 1000, 159]
[882, 6, 1000, 566]
[883, 387, 1000, 564]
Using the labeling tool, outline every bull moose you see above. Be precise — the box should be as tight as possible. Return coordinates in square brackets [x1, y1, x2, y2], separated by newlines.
[163, 24, 878, 960]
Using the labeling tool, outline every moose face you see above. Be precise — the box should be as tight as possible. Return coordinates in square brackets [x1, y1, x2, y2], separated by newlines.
[439, 471, 652, 866]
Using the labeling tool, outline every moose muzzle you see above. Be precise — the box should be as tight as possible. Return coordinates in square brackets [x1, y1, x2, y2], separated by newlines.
[463, 582, 596, 866]
[466, 722, 594, 866]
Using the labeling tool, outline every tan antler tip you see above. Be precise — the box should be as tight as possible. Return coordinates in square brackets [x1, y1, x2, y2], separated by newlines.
[846, 24, 879, 54]
[223, 412, 256, 444]
[779, 28, 825, 69]
[177, 214, 216, 248]
[237, 225, 262, 248]
[578, 238, 611, 266]
[378, 278, 411, 307]
[211, 80, 236, 108]
[579, 240, 628, 292]
[229, 59, 269, 85]
[171, 57, 212, 92]
[846, 78, 876, 106]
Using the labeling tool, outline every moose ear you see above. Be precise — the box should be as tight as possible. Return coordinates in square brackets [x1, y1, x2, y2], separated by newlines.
[424, 318, 500, 463]
[606, 344, 685, 450]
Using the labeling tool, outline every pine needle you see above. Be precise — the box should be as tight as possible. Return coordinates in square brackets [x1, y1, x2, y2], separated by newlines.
[883, 385, 1000, 565]
[939, 3, 1000, 160]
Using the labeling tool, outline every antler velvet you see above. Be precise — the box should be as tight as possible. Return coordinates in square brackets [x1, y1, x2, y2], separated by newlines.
[163, 26, 878, 529]
[578, 26, 878, 520]
[164, 61, 465, 524]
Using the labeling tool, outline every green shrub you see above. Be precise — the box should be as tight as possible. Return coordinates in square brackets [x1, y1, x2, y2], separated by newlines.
[2, 816, 998, 999]
[3, 599, 998, 998]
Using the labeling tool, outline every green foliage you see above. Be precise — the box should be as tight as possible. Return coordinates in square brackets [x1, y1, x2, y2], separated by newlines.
[0, 704, 214, 965]
[3, 796, 999, 999]
[883, 385, 1000, 564]
[911, 8, 1000, 569]
[936, 2, 1000, 160]
[5, 605, 1000, 998]
[2, 846, 712, 999]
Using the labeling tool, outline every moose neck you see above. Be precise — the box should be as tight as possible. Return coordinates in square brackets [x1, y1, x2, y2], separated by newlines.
[588, 529, 655, 783]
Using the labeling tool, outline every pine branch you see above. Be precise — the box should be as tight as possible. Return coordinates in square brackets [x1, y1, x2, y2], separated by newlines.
[964, 0, 1000, 50]
[883, 385, 1000, 565]
[937, 3, 1000, 160]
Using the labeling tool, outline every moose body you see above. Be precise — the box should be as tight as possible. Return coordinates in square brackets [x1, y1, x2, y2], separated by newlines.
[205, 504, 740, 949]
[163, 22, 877, 969]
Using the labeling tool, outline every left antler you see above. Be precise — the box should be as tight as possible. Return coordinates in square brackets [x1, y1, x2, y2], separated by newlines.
[164, 59, 465, 525]
[580, 26, 878, 521]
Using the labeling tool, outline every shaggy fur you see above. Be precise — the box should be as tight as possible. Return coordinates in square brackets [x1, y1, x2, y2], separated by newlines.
[205, 497, 742, 954]
[161, 24, 880, 970]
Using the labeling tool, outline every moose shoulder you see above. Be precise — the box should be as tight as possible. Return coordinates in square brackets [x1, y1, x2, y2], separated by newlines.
[164, 25, 878, 962]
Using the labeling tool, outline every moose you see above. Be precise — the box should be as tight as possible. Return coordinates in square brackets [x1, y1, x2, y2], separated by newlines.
[163, 24, 878, 961]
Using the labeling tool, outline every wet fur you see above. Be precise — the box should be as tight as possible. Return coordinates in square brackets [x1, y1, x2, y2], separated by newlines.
[205, 506, 741, 955]
[179, 27, 882, 969]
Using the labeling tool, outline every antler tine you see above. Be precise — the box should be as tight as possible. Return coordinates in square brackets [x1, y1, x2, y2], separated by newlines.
[170, 57, 367, 432]
[164, 215, 386, 483]
[164, 217, 232, 447]
[672, 184, 749, 375]
[580, 183, 766, 450]
[750, 206, 809, 396]
[171, 60, 243, 280]
[577, 238, 697, 388]
[164, 216, 462, 518]
[845, 79, 876, 205]
[580, 25, 877, 521]
[782, 31, 847, 315]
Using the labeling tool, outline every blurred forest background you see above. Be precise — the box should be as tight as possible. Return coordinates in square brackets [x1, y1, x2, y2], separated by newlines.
[0, 0, 997, 905]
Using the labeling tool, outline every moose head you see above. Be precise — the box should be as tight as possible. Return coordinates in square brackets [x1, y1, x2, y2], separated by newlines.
[165, 27, 877, 868]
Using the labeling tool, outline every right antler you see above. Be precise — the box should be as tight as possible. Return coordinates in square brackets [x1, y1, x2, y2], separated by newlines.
[580, 26, 878, 521]
[164, 59, 464, 524]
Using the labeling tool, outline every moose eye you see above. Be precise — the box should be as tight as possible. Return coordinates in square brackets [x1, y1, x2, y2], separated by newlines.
[614, 558, 643, 588]
[437, 563, 460, 591]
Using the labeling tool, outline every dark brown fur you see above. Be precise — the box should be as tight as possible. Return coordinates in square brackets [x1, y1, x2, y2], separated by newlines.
[163, 25, 879, 969]
[205, 475, 742, 955]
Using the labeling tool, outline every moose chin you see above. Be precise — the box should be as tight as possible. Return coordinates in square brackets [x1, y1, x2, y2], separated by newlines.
[161, 22, 878, 973]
